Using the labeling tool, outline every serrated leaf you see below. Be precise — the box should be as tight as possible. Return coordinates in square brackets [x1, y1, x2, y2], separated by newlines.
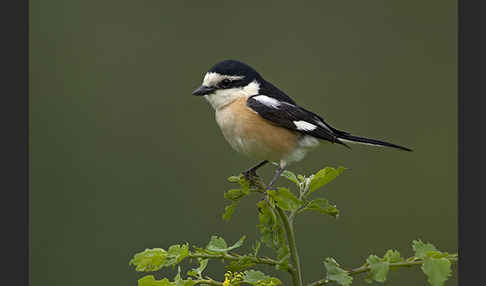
[138, 275, 172, 286]
[222, 202, 237, 221]
[299, 198, 339, 217]
[324, 257, 353, 286]
[383, 250, 404, 263]
[281, 170, 299, 185]
[187, 259, 208, 279]
[242, 270, 281, 285]
[165, 244, 190, 266]
[412, 240, 438, 259]
[308, 167, 345, 195]
[422, 257, 452, 286]
[267, 187, 303, 211]
[130, 248, 168, 272]
[206, 235, 246, 253]
[366, 255, 390, 283]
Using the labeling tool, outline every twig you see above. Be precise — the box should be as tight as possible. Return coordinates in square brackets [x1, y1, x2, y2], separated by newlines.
[193, 278, 223, 285]
[307, 257, 459, 286]
[187, 252, 287, 268]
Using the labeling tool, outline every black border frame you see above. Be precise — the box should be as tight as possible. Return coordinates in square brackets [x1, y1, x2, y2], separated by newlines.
[2, 0, 29, 285]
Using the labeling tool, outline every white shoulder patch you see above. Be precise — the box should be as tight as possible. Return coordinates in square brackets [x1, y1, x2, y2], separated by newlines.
[253, 95, 280, 108]
[293, 120, 317, 131]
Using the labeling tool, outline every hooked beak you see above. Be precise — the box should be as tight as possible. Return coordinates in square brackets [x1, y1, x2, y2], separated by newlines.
[192, 85, 215, 96]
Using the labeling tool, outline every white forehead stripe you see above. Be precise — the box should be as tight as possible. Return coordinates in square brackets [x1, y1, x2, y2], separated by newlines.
[202, 72, 244, 86]
[294, 121, 317, 131]
[254, 95, 280, 108]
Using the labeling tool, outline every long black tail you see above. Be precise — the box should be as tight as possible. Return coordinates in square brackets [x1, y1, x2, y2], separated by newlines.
[335, 132, 413, 152]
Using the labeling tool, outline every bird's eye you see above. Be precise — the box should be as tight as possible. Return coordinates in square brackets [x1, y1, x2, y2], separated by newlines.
[219, 79, 231, 88]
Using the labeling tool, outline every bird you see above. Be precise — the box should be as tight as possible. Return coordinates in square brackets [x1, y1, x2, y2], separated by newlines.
[192, 59, 412, 190]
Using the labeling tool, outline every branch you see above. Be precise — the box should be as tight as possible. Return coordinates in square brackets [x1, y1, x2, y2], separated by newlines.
[187, 252, 292, 269]
[307, 257, 459, 286]
[276, 206, 303, 286]
[193, 278, 223, 285]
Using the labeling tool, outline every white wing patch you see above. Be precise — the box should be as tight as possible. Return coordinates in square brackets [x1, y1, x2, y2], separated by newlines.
[293, 120, 317, 131]
[253, 95, 280, 108]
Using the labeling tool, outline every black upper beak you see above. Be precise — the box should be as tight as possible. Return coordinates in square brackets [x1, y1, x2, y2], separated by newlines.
[192, 85, 215, 96]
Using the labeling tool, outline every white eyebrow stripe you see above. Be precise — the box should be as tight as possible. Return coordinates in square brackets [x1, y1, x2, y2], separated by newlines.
[253, 95, 280, 108]
[294, 120, 318, 131]
[202, 72, 244, 86]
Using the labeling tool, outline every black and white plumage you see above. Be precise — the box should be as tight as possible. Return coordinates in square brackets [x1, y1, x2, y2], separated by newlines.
[246, 95, 343, 146]
[193, 60, 412, 189]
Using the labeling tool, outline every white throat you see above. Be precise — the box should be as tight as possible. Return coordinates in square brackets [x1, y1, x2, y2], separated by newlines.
[204, 80, 260, 110]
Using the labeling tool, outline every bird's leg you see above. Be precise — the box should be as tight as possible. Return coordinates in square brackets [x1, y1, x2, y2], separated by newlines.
[265, 165, 285, 191]
[242, 160, 269, 182]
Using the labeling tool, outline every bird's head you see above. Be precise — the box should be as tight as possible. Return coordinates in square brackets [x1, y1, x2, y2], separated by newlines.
[192, 60, 263, 110]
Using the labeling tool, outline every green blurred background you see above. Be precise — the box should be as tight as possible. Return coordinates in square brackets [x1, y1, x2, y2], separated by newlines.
[30, 1, 457, 285]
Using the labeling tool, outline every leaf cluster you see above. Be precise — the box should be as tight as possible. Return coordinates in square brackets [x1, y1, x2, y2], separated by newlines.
[322, 240, 457, 286]
[130, 235, 282, 286]
[130, 166, 458, 286]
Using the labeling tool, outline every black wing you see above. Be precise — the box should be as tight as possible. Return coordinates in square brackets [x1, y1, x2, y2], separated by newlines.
[246, 95, 349, 147]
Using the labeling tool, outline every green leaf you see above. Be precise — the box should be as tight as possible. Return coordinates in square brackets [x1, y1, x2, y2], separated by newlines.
[422, 257, 452, 286]
[165, 244, 190, 266]
[275, 252, 290, 271]
[256, 200, 288, 257]
[206, 235, 246, 253]
[299, 198, 339, 218]
[252, 241, 261, 257]
[224, 188, 250, 201]
[308, 167, 345, 195]
[412, 240, 438, 259]
[242, 270, 282, 285]
[280, 170, 299, 185]
[324, 257, 353, 286]
[138, 275, 172, 286]
[238, 176, 251, 191]
[187, 259, 208, 279]
[267, 187, 303, 211]
[222, 202, 237, 221]
[130, 248, 168, 272]
[366, 255, 390, 283]
[129, 245, 189, 272]
[383, 249, 404, 263]
[227, 176, 240, 183]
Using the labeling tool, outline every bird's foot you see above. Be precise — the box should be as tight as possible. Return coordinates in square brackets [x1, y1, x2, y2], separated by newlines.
[242, 169, 266, 189]
[242, 168, 259, 181]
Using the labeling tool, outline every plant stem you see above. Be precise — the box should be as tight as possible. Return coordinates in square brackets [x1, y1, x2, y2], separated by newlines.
[276, 206, 303, 286]
[193, 279, 223, 285]
[187, 253, 287, 268]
